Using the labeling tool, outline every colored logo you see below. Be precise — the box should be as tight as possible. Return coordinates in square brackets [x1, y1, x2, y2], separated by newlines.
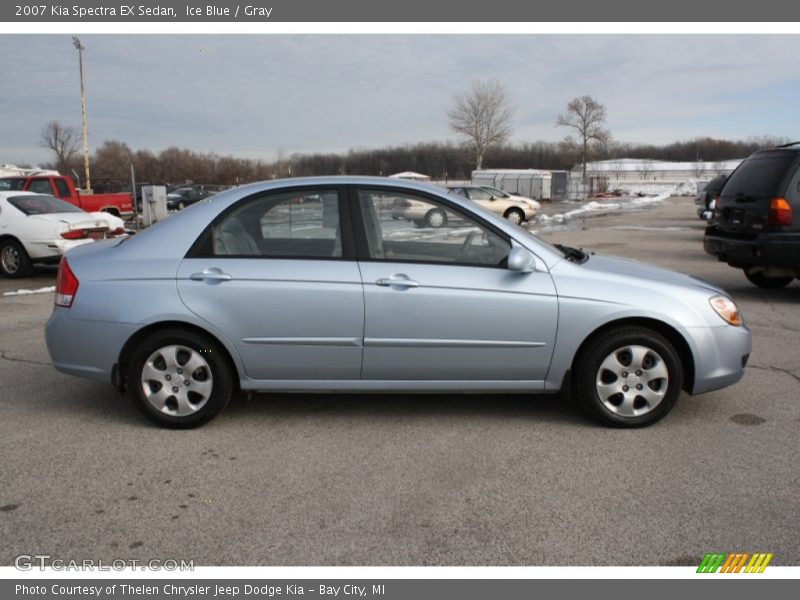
[697, 552, 773, 573]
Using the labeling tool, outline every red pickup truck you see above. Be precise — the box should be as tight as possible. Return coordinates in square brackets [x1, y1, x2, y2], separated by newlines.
[0, 175, 133, 218]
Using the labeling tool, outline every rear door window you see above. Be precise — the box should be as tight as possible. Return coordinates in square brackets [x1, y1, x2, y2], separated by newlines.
[27, 179, 56, 195]
[723, 155, 796, 199]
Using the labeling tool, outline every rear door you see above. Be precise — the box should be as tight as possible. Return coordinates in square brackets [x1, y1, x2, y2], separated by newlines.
[177, 186, 364, 381]
[353, 186, 558, 383]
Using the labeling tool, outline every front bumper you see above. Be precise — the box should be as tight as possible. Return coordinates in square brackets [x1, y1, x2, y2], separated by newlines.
[689, 322, 752, 395]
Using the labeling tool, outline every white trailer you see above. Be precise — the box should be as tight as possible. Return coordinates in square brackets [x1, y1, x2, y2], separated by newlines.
[472, 169, 553, 200]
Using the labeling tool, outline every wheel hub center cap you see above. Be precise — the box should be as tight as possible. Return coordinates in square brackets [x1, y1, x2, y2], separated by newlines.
[625, 374, 640, 385]
[172, 374, 185, 386]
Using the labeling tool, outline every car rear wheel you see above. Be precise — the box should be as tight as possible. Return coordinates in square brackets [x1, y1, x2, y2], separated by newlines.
[574, 326, 682, 427]
[744, 270, 793, 289]
[127, 329, 234, 428]
[0, 239, 33, 278]
[424, 208, 447, 228]
[504, 208, 525, 225]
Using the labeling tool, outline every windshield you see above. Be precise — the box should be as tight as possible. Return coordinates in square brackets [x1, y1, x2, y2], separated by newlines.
[0, 178, 26, 192]
[8, 194, 84, 215]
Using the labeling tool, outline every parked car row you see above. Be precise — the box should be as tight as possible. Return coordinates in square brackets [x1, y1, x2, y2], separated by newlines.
[703, 143, 800, 288]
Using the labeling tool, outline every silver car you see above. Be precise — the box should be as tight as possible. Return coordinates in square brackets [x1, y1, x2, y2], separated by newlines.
[45, 177, 751, 428]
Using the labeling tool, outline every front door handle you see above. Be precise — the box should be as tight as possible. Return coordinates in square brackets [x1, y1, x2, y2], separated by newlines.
[190, 268, 232, 282]
[376, 275, 420, 288]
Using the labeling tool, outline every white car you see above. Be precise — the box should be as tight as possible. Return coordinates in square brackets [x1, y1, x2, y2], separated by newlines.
[447, 186, 536, 224]
[480, 186, 542, 211]
[0, 191, 126, 278]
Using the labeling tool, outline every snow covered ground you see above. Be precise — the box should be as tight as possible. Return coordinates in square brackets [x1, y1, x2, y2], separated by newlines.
[527, 178, 704, 232]
[2, 286, 55, 297]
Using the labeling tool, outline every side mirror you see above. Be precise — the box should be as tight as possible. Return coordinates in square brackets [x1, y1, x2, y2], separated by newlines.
[507, 246, 541, 273]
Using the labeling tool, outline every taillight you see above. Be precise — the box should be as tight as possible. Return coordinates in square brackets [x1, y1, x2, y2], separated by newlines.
[110, 227, 125, 236]
[768, 198, 792, 226]
[55, 257, 79, 308]
[60, 229, 87, 239]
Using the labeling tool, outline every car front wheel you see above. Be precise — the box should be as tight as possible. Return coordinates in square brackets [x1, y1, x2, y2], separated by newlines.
[504, 208, 525, 225]
[0, 239, 33, 278]
[574, 326, 682, 427]
[127, 329, 234, 428]
[424, 209, 447, 228]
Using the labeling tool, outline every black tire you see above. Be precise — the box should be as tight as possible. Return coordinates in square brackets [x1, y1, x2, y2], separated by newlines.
[127, 328, 234, 429]
[744, 270, 793, 289]
[573, 326, 683, 428]
[424, 208, 447, 228]
[504, 208, 525, 225]
[0, 238, 33, 278]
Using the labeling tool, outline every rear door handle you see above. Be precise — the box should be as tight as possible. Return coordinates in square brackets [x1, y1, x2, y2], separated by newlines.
[190, 268, 232, 282]
[376, 276, 420, 288]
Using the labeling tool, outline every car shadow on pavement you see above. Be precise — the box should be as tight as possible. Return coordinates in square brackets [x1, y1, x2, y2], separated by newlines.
[221, 391, 587, 426]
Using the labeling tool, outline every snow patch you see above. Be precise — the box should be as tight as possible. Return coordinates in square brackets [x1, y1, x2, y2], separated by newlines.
[536, 192, 671, 225]
[2, 286, 55, 297]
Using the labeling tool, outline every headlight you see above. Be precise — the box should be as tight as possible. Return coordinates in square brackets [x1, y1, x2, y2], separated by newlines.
[709, 295, 742, 326]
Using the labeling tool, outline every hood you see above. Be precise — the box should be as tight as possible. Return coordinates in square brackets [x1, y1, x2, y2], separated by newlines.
[576, 254, 724, 295]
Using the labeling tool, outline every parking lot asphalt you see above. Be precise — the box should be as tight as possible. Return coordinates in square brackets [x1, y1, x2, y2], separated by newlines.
[0, 196, 798, 567]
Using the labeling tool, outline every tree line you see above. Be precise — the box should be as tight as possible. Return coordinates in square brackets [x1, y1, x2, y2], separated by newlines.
[39, 119, 790, 192]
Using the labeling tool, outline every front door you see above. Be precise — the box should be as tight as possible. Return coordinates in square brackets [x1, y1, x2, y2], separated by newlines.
[354, 187, 558, 382]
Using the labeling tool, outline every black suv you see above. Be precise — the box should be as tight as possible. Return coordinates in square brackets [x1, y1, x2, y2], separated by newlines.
[704, 144, 800, 288]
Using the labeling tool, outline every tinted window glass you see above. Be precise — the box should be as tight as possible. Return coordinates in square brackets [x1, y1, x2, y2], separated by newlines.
[213, 190, 342, 258]
[359, 189, 510, 267]
[54, 178, 71, 198]
[0, 178, 26, 191]
[27, 179, 55, 195]
[8, 194, 84, 215]
[723, 155, 795, 198]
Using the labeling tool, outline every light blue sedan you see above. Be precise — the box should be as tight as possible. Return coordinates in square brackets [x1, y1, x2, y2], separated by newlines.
[45, 177, 751, 428]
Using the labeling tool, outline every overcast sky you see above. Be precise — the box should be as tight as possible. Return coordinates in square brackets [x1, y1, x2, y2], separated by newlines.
[3, 34, 800, 166]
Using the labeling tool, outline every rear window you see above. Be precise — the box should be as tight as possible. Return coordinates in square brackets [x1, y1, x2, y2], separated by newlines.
[8, 194, 84, 215]
[723, 155, 796, 198]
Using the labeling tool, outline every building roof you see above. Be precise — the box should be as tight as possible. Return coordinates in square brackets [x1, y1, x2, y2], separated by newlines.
[582, 158, 743, 172]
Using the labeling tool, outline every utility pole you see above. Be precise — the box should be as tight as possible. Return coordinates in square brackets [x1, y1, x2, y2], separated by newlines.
[72, 36, 91, 192]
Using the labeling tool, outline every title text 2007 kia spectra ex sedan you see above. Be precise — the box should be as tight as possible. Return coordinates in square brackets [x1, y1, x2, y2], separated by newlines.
[44, 177, 751, 428]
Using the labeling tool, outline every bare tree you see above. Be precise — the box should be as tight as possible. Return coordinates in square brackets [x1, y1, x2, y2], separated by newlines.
[609, 160, 624, 180]
[639, 160, 654, 181]
[556, 95, 611, 182]
[40, 121, 79, 174]
[691, 161, 706, 178]
[448, 79, 514, 170]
